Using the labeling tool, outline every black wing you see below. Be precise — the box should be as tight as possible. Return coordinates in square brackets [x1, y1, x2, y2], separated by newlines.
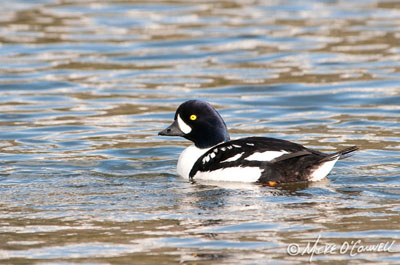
[189, 136, 316, 178]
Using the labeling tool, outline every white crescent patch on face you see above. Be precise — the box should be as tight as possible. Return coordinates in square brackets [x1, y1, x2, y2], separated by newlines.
[177, 114, 192, 134]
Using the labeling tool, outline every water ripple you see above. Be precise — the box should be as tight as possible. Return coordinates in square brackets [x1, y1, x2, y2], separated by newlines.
[0, 0, 399, 264]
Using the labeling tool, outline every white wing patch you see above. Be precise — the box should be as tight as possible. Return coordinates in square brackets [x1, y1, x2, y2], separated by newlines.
[245, 150, 289, 162]
[193, 167, 262, 182]
[221, 152, 244, 163]
[202, 151, 217, 164]
[177, 114, 191, 134]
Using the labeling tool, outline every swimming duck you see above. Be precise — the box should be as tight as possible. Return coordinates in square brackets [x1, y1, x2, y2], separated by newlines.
[159, 100, 358, 184]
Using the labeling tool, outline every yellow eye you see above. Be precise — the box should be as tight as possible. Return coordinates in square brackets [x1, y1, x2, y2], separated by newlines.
[190, 114, 197, 121]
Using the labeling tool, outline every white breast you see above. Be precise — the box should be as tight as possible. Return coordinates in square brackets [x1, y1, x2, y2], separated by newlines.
[177, 145, 210, 178]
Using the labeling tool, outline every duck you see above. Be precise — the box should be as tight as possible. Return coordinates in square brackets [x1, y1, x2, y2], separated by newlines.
[158, 100, 358, 185]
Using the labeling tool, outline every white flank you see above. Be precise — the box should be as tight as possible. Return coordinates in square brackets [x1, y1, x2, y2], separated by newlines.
[193, 167, 262, 182]
[310, 158, 339, 182]
[177, 114, 191, 134]
[177, 145, 210, 178]
[221, 152, 244, 163]
[245, 151, 288, 162]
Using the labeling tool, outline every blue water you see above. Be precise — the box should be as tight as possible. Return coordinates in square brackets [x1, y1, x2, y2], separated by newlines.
[0, 0, 399, 264]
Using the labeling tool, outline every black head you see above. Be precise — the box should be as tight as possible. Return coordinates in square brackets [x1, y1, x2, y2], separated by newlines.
[158, 100, 230, 148]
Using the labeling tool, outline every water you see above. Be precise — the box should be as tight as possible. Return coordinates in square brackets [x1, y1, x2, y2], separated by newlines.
[0, 0, 399, 264]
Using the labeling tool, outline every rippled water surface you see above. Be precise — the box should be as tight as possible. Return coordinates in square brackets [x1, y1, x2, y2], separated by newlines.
[1, 0, 399, 264]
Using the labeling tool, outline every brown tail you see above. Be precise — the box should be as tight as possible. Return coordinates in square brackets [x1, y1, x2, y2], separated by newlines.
[321, 146, 359, 162]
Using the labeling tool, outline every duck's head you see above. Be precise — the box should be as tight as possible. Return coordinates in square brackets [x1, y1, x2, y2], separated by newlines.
[158, 100, 230, 148]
